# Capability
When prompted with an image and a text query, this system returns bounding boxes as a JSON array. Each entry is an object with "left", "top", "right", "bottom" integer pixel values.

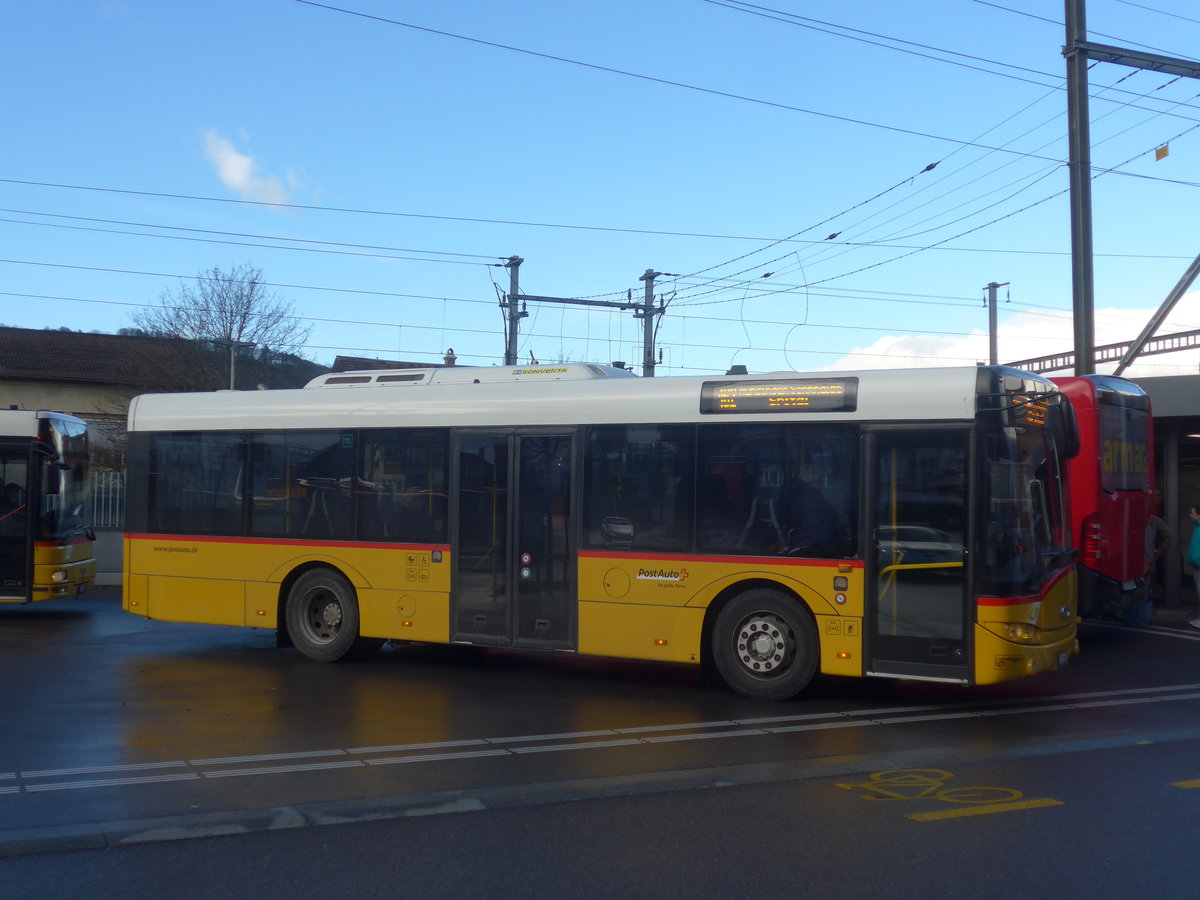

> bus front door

[
  {"left": 865, "top": 429, "right": 971, "bottom": 683},
  {"left": 0, "top": 450, "right": 31, "bottom": 602},
  {"left": 453, "top": 431, "right": 575, "bottom": 649}
]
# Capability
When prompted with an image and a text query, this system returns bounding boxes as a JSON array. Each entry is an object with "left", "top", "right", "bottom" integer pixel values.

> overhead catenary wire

[
  {"left": 5, "top": 5, "right": 1196, "bottom": 375},
  {"left": 706, "top": 0, "right": 1200, "bottom": 119},
  {"left": 666, "top": 63, "right": 1200, "bottom": 308},
  {"left": 292, "top": 0, "right": 1199, "bottom": 166},
  {"left": 2, "top": 175, "right": 1194, "bottom": 258}
]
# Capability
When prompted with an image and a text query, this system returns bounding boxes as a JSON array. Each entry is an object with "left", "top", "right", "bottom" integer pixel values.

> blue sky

[{"left": 4, "top": 0, "right": 1200, "bottom": 377}]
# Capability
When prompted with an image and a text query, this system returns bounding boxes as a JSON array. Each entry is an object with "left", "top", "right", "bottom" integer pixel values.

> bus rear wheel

[
  {"left": 712, "top": 588, "right": 817, "bottom": 700},
  {"left": 285, "top": 569, "right": 383, "bottom": 663}
]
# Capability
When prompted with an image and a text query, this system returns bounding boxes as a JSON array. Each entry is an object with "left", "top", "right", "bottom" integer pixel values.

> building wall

[
  {"left": 1, "top": 380, "right": 130, "bottom": 422},
  {"left": 1134, "top": 375, "right": 1200, "bottom": 610}
]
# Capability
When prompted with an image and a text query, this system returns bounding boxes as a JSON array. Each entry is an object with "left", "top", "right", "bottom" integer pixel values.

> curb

[{"left": 5, "top": 727, "right": 1200, "bottom": 858}]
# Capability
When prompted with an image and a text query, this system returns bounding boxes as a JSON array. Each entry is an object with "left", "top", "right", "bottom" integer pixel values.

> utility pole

[
  {"left": 502, "top": 262, "right": 668, "bottom": 376},
  {"left": 984, "top": 282, "right": 1009, "bottom": 366},
  {"left": 216, "top": 338, "right": 252, "bottom": 390},
  {"left": 502, "top": 256, "right": 526, "bottom": 366},
  {"left": 637, "top": 269, "right": 663, "bottom": 377},
  {"left": 1064, "top": 0, "right": 1094, "bottom": 375},
  {"left": 1063, "top": 0, "right": 1200, "bottom": 374}
]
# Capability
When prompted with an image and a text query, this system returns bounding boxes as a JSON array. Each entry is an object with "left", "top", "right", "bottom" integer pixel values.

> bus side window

[
  {"left": 584, "top": 426, "right": 692, "bottom": 552},
  {"left": 149, "top": 433, "right": 244, "bottom": 535},
  {"left": 698, "top": 424, "right": 858, "bottom": 557},
  {"left": 357, "top": 430, "right": 448, "bottom": 544}
]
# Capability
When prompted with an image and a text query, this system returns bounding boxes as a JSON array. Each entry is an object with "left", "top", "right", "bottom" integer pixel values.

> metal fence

[{"left": 92, "top": 470, "right": 125, "bottom": 528}]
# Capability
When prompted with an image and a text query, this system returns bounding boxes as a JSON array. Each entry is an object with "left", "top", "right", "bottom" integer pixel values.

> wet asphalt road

[{"left": 1, "top": 589, "right": 1198, "bottom": 896}]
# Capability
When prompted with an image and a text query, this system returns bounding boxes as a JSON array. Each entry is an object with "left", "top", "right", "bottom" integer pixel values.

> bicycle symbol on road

[{"left": 836, "top": 768, "right": 1027, "bottom": 808}]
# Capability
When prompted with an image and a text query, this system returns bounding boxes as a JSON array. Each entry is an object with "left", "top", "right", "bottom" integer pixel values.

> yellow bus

[
  {"left": 123, "top": 364, "right": 1079, "bottom": 700},
  {"left": 0, "top": 409, "right": 96, "bottom": 602}
]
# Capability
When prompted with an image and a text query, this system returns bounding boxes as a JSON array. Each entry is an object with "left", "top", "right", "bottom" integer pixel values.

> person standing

[
  {"left": 1189, "top": 506, "right": 1200, "bottom": 629},
  {"left": 1128, "top": 509, "right": 1173, "bottom": 626}
]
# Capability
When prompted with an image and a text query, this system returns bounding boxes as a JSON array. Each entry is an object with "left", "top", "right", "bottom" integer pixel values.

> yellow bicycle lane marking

[
  {"left": 906, "top": 797, "right": 1064, "bottom": 821},
  {"left": 1172, "top": 779, "right": 1200, "bottom": 788},
  {"left": 837, "top": 768, "right": 1063, "bottom": 821}
]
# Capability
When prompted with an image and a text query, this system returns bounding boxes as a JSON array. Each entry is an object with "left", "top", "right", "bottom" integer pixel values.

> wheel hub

[
  {"left": 320, "top": 601, "right": 343, "bottom": 629},
  {"left": 736, "top": 613, "right": 791, "bottom": 673}
]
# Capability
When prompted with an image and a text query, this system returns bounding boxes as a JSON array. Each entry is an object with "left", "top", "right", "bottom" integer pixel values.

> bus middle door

[
  {"left": 0, "top": 445, "right": 32, "bottom": 602},
  {"left": 452, "top": 431, "right": 576, "bottom": 649}
]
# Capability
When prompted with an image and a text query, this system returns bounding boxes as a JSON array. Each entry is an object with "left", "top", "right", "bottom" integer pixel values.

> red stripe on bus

[
  {"left": 578, "top": 549, "right": 863, "bottom": 569},
  {"left": 34, "top": 534, "right": 95, "bottom": 549},
  {"left": 124, "top": 533, "right": 451, "bottom": 552},
  {"left": 978, "top": 566, "right": 1074, "bottom": 606}
]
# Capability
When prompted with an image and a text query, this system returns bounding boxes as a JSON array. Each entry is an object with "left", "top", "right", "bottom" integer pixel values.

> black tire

[
  {"left": 285, "top": 569, "right": 383, "bottom": 663},
  {"left": 712, "top": 588, "right": 817, "bottom": 700}
]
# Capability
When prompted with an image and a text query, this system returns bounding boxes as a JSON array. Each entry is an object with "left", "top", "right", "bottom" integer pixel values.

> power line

[
  {"left": 973, "top": 0, "right": 1200, "bottom": 60},
  {"left": 1114, "top": 0, "right": 1200, "bottom": 27},
  {"left": 673, "top": 67, "right": 1200, "bottom": 303},
  {"left": 0, "top": 208, "right": 499, "bottom": 260},
  {"left": 292, "top": 0, "right": 1086, "bottom": 163},
  {"left": 706, "top": 0, "right": 1200, "bottom": 118},
  {"left": 4, "top": 176, "right": 1194, "bottom": 258},
  {"left": 0, "top": 259, "right": 496, "bottom": 308},
  {"left": 670, "top": 108, "right": 1200, "bottom": 310},
  {"left": 0, "top": 213, "right": 500, "bottom": 267}
]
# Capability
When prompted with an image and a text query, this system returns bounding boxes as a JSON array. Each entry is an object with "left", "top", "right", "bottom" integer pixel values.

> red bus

[{"left": 1051, "top": 375, "right": 1155, "bottom": 619}]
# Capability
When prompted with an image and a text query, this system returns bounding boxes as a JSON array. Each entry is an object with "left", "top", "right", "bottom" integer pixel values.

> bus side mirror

[
  {"left": 43, "top": 461, "right": 70, "bottom": 495},
  {"left": 1050, "top": 401, "right": 1081, "bottom": 461}
]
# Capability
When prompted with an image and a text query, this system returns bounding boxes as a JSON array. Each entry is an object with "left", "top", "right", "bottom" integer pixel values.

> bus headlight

[
  {"left": 51, "top": 570, "right": 68, "bottom": 583},
  {"left": 1002, "top": 623, "right": 1041, "bottom": 643}
]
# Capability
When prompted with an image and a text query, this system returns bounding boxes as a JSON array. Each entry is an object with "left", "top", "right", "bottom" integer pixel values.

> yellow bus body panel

[
  {"left": 125, "top": 536, "right": 453, "bottom": 639},
  {"left": 578, "top": 600, "right": 706, "bottom": 664},
  {"left": 974, "top": 566, "right": 1078, "bottom": 685},
  {"left": 123, "top": 535, "right": 1078, "bottom": 686},
  {"left": 577, "top": 552, "right": 865, "bottom": 673},
  {"left": 24, "top": 541, "right": 96, "bottom": 603}
]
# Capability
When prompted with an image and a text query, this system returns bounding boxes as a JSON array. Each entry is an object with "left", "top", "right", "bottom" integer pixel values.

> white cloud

[
  {"left": 822, "top": 292, "right": 1200, "bottom": 378},
  {"left": 202, "top": 131, "right": 292, "bottom": 205}
]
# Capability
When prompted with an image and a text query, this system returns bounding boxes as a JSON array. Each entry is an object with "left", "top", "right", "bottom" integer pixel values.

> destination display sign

[
  {"left": 699, "top": 378, "right": 859, "bottom": 414},
  {"left": 1008, "top": 394, "right": 1048, "bottom": 428}
]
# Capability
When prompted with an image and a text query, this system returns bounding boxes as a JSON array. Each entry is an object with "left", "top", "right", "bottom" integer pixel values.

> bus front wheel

[
  {"left": 285, "top": 569, "right": 383, "bottom": 663},
  {"left": 712, "top": 589, "right": 817, "bottom": 700}
]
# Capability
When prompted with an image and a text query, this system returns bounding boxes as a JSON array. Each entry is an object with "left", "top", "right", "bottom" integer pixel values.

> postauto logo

[{"left": 636, "top": 567, "right": 690, "bottom": 583}]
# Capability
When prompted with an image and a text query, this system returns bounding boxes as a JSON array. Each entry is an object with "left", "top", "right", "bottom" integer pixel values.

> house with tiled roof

[
  {"left": 0, "top": 326, "right": 334, "bottom": 464},
  {"left": 0, "top": 327, "right": 221, "bottom": 457},
  {"left": 0, "top": 328, "right": 453, "bottom": 462}
]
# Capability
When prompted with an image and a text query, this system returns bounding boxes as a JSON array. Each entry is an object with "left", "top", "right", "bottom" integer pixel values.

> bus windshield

[
  {"left": 40, "top": 416, "right": 90, "bottom": 542},
  {"left": 980, "top": 404, "right": 1070, "bottom": 596},
  {"left": 1099, "top": 401, "right": 1151, "bottom": 493}
]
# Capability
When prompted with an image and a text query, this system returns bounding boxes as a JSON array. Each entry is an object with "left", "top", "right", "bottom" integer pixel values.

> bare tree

[{"left": 132, "top": 263, "right": 313, "bottom": 389}]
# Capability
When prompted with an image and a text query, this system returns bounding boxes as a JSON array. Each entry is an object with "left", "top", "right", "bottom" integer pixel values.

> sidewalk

[{"left": 1152, "top": 605, "right": 1197, "bottom": 626}]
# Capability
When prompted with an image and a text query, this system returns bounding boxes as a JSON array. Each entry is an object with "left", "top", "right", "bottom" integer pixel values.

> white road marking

[{"left": 7, "top": 683, "right": 1200, "bottom": 796}]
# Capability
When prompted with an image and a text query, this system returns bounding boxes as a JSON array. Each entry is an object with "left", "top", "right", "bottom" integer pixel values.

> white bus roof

[
  {"left": 126, "top": 365, "right": 1051, "bottom": 433},
  {"left": 305, "top": 363, "right": 637, "bottom": 389},
  {"left": 125, "top": 365, "right": 1045, "bottom": 432},
  {"left": 0, "top": 409, "right": 87, "bottom": 438}
]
